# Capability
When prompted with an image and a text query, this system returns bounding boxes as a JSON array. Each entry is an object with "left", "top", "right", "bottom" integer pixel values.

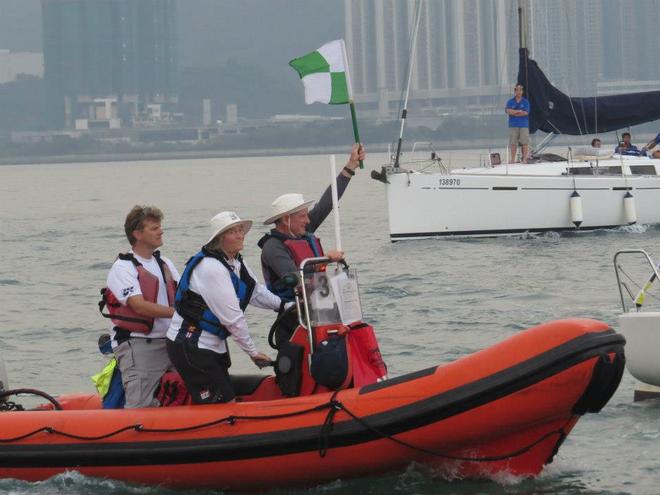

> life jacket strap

[{"left": 98, "top": 288, "right": 152, "bottom": 325}]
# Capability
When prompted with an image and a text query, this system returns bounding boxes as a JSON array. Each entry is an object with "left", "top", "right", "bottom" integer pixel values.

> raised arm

[{"left": 308, "top": 144, "right": 365, "bottom": 232}]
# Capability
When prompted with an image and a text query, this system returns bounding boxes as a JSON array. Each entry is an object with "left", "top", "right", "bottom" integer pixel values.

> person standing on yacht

[{"left": 505, "top": 84, "right": 530, "bottom": 164}]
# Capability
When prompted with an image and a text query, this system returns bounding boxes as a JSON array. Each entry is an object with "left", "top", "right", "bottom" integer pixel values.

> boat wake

[
  {"left": 0, "top": 470, "right": 176, "bottom": 495},
  {"left": 607, "top": 223, "right": 649, "bottom": 234},
  {"left": 515, "top": 224, "right": 650, "bottom": 241},
  {"left": 516, "top": 231, "right": 562, "bottom": 241}
]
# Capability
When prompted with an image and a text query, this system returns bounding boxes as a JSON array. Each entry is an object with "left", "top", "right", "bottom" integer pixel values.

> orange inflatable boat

[
  {"left": 0, "top": 262, "right": 625, "bottom": 490},
  {"left": 0, "top": 318, "right": 624, "bottom": 490}
]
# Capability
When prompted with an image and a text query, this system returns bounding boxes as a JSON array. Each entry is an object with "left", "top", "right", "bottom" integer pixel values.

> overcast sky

[{"left": 0, "top": 0, "right": 345, "bottom": 70}]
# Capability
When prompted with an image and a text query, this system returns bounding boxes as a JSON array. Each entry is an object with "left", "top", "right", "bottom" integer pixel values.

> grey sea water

[{"left": 0, "top": 152, "right": 659, "bottom": 495}]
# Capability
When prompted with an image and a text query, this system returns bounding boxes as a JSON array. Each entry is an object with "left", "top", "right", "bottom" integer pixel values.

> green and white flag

[{"left": 289, "top": 39, "right": 352, "bottom": 105}]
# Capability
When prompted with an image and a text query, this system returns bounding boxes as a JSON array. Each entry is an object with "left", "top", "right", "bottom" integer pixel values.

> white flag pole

[{"left": 330, "top": 154, "right": 342, "bottom": 252}]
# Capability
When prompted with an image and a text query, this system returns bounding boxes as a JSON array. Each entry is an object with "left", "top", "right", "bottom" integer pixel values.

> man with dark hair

[
  {"left": 505, "top": 84, "right": 530, "bottom": 163},
  {"left": 615, "top": 132, "right": 640, "bottom": 156},
  {"left": 104, "top": 205, "right": 180, "bottom": 408}
]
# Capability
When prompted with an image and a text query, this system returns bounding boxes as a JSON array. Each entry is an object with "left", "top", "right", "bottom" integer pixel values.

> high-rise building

[
  {"left": 528, "top": 0, "right": 603, "bottom": 96},
  {"left": 41, "top": 0, "right": 177, "bottom": 128},
  {"left": 345, "top": 0, "right": 518, "bottom": 118},
  {"left": 602, "top": 0, "right": 660, "bottom": 87},
  {"left": 344, "top": 0, "right": 660, "bottom": 119}
]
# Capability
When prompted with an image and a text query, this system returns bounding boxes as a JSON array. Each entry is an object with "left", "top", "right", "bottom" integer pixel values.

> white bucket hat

[
  {"left": 263, "top": 193, "right": 315, "bottom": 225},
  {"left": 206, "top": 211, "right": 252, "bottom": 244}
]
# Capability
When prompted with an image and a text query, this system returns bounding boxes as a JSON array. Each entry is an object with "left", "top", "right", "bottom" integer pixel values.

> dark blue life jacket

[{"left": 174, "top": 247, "right": 256, "bottom": 340}]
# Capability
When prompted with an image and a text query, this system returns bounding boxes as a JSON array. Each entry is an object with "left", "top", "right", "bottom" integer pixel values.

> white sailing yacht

[{"left": 372, "top": 1, "right": 660, "bottom": 241}]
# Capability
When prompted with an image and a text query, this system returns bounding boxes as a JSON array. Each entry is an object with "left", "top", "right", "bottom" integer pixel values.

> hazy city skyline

[
  {"left": 2, "top": 0, "right": 660, "bottom": 135},
  {"left": 4, "top": 2, "right": 660, "bottom": 102}
]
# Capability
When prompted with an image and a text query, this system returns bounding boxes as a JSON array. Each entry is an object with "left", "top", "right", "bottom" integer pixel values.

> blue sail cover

[{"left": 518, "top": 48, "right": 660, "bottom": 135}]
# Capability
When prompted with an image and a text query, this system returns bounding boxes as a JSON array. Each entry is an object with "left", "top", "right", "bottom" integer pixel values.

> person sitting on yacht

[
  {"left": 591, "top": 138, "right": 601, "bottom": 148},
  {"left": 641, "top": 132, "right": 660, "bottom": 159},
  {"left": 615, "top": 132, "right": 641, "bottom": 156}
]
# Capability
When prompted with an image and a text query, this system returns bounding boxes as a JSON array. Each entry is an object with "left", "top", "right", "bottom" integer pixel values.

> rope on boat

[
  {"left": 0, "top": 398, "right": 336, "bottom": 443},
  {"left": 318, "top": 391, "right": 341, "bottom": 457},
  {"left": 0, "top": 391, "right": 570, "bottom": 463},
  {"left": 323, "top": 398, "right": 571, "bottom": 463},
  {"left": 0, "top": 388, "right": 62, "bottom": 411}
]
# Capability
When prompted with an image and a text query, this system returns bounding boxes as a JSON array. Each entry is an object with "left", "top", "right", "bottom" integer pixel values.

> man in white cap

[
  {"left": 103, "top": 205, "right": 180, "bottom": 408},
  {"left": 258, "top": 144, "right": 366, "bottom": 301},
  {"left": 167, "top": 211, "right": 280, "bottom": 404}
]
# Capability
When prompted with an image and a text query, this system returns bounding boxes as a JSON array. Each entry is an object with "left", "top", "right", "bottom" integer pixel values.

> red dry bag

[{"left": 346, "top": 323, "right": 388, "bottom": 387}]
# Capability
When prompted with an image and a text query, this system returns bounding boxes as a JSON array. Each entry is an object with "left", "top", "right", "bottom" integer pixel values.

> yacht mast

[
  {"left": 393, "top": 0, "right": 423, "bottom": 169},
  {"left": 518, "top": 0, "right": 528, "bottom": 51}
]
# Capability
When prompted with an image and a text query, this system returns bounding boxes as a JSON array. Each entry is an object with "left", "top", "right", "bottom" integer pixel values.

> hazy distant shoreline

[
  {"left": 0, "top": 145, "right": 373, "bottom": 166},
  {"left": 0, "top": 142, "right": 426, "bottom": 166},
  {"left": 1, "top": 133, "right": 655, "bottom": 166}
]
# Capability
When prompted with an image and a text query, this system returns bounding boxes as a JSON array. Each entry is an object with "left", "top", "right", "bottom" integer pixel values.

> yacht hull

[
  {"left": 618, "top": 312, "right": 660, "bottom": 391},
  {"left": 386, "top": 168, "right": 660, "bottom": 240}
]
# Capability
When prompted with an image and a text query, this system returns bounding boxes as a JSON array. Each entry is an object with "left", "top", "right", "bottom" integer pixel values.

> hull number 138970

[{"left": 439, "top": 178, "right": 461, "bottom": 186}]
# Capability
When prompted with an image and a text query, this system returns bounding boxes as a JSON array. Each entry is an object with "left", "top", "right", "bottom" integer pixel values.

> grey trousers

[{"left": 113, "top": 338, "right": 172, "bottom": 408}]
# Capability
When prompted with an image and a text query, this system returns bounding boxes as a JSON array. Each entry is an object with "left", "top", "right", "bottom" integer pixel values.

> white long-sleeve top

[{"left": 166, "top": 255, "right": 281, "bottom": 356}]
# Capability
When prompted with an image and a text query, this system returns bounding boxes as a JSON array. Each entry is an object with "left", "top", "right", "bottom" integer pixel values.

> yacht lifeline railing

[{"left": 613, "top": 249, "right": 660, "bottom": 313}]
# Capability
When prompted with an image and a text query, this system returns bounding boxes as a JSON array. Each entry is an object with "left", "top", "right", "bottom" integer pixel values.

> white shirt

[
  {"left": 166, "top": 256, "right": 281, "bottom": 356},
  {"left": 106, "top": 251, "right": 180, "bottom": 342}
]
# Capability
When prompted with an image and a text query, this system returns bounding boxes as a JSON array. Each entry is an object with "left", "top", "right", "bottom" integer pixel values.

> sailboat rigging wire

[
  {"left": 568, "top": 147, "right": 578, "bottom": 190},
  {"left": 492, "top": 1, "right": 518, "bottom": 161},
  {"left": 560, "top": 7, "right": 584, "bottom": 138},
  {"left": 566, "top": 92, "right": 584, "bottom": 136},
  {"left": 393, "top": 0, "right": 423, "bottom": 169},
  {"left": 594, "top": 93, "right": 598, "bottom": 136},
  {"left": 517, "top": 0, "right": 533, "bottom": 159},
  {"left": 518, "top": 1, "right": 530, "bottom": 93},
  {"left": 579, "top": 99, "right": 589, "bottom": 138}
]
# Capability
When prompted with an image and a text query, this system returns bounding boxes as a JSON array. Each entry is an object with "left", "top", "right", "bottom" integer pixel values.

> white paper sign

[{"left": 329, "top": 271, "right": 363, "bottom": 325}]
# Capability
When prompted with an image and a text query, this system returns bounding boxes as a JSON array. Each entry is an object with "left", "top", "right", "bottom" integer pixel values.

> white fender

[
  {"left": 569, "top": 190, "right": 583, "bottom": 228},
  {"left": 624, "top": 191, "right": 637, "bottom": 224}
]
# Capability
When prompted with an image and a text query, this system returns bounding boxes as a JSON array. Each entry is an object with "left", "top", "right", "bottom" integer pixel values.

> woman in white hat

[
  {"left": 166, "top": 211, "right": 282, "bottom": 404},
  {"left": 258, "top": 144, "right": 366, "bottom": 301}
]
